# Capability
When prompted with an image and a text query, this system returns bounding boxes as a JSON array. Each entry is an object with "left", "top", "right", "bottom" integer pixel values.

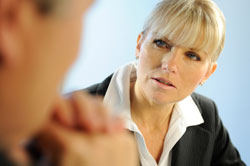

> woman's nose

[{"left": 161, "top": 48, "right": 179, "bottom": 74}]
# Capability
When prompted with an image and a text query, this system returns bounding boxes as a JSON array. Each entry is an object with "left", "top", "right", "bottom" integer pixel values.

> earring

[{"left": 199, "top": 81, "right": 205, "bottom": 86}]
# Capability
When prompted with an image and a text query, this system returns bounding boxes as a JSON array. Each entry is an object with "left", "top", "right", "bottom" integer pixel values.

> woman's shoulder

[
  {"left": 191, "top": 92, "right": 221, "bottom": 132},
  {"left": 191, "top": 92, "right": 218, "bottom": 114},
  {"left": 191, "top": 92, "right": 217, "bottom": 110},
  {"left": 83, "top": 74, "right": 113, "bottom": 96}
]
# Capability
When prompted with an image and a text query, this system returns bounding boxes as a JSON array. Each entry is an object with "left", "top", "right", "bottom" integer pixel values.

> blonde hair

[{"left": 142, "top": 0, "right": 225, "bottom": 61}]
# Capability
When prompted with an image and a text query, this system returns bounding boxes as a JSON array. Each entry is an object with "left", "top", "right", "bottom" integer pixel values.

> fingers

[
  {"left": 36, "top": 121, "right": 89, "bottom": 166},
  {"left": 65, "top": 91, "right": 125, "bottom": 133},
  {"left": 70, "top": 92, "right": 109, "bottom": 132},
  {"left": 38, "top": 92, "right": 138, "bottom": 166},
  {"left": 37, "top": 121, "right": 138, "bottom": 166},
  {"left": 52, "top": 96, "right": 75, "bottom": 128},
  {"left": 85, "top": 131, "right": 139, "bottom": 166},
  {"left": 108, "top": 116, "right": 125, "bottom": 132},
  {"left": 51, "top": 91, "right": 125, "bottom": 135}
]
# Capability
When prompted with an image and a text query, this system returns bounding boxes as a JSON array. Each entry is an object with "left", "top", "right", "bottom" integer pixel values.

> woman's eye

[
  {"left": 185, "top": 52, "right": 201, "bottom": 61},
  {"left": 153, "top": 39, "right": 171, "bottom": 49}
]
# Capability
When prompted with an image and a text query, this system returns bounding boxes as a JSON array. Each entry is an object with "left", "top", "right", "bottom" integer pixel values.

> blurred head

[
  {"left": 0, "top": 0, "right": 93, "bottom": 148},
  {"left": 134, "top": 0, "right": 225, "bottom": 105}
]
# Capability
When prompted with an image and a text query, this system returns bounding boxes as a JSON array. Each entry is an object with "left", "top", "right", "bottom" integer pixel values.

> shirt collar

[
  {"left": 174, "top": 96, "right": 204, "bottom": 127},
  {"left": 103, "top": 61, "right": 136, "bottom": 119}
]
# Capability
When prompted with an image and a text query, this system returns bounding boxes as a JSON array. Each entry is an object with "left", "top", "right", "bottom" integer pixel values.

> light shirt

[{"left": 103, "top": 61, "right": 204, "bottom": 166}]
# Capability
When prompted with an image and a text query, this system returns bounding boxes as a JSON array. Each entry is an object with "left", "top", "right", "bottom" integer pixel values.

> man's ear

[
  {"left": 135, "top": 33, "right": 143, "bottom": 59},
  {"left": 0, "top": 23, "right": 20, "bottom": 68},
  {"left": 0, "top": 0, "right": 30, "bottom": 68}
]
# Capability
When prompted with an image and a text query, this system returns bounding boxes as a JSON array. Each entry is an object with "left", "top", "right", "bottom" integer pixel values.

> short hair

[
  {"left": 33, "top": 0, "right": 57, "bottom": 14},
  {"left": 142, "top": 0, "right": 225, "bottom": 61}
]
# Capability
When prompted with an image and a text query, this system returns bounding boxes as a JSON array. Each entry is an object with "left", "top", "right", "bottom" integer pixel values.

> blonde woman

[{"left": 84, "top": 0, "right": 246, "bottom": 165}]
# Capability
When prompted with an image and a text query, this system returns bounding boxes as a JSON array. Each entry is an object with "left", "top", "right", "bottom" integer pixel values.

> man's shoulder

[{"left": 0, "top": 150, "right": 16, "bottom": 166}]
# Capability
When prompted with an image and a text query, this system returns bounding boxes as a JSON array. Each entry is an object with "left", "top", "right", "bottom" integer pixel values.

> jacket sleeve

[
  {"left": 82, "top": 74, "right": 113, "bottom": 97},
  {"left": 191, "top": 93, "right": 245, "bottom": 166},
  {"left": 211, "top": 101, "right": 246, "bottom": 166},
  {"left": 83, "top": 83, "right": 100, "bottom": 95}
]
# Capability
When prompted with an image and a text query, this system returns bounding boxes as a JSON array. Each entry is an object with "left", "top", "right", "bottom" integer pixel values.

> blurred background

[{"left": 63, "top": 0, "right": 250, "bottom": 164}]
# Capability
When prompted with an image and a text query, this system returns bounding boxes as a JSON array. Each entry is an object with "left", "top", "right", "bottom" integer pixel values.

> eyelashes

[
  {"left": 153, "top": 39, "right": 172, "bottom": 50},
  {"left": 153, "top": 39, "right": 201, "bottom": 61},
  {"left": 185, "top": 51, "right": 201, "bottom": 61}
]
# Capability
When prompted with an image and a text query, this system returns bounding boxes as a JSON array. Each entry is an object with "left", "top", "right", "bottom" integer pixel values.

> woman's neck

[{"left": 130, "top": 82, "right": 174, "bottom": 130}]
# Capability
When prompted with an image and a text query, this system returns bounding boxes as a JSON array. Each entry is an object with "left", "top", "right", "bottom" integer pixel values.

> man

[{"left": 0, "top": 0, "right": 137, "bottom": 165}]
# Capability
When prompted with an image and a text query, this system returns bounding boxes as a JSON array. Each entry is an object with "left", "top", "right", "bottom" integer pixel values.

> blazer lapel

[{"left": 171, "top": 126, "right": 212, "bottom": 166}]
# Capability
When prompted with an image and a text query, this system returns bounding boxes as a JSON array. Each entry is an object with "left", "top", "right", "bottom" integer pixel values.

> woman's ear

[
  {"left": 201, "top": 62, "right": 217, "bottom": 84},
  {"left": 135, "top": 33, "right": 143, "bottom": 59},
  {"left": 207, "top": 62, "right": 217, "bottom": 78}
]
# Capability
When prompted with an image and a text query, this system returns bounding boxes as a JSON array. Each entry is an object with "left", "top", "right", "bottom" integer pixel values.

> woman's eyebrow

[
  {"left": 189, "top": 48, "right": 205, "bottom": 54},
  {"left": 189, "top": 48, "right": 198, "bottom": 51},
  {"left": 188, "top": 48, "right": 209, "bottom": 57},
  {"left": 161, "top": 37, "right": 174, "bottom": 46}
]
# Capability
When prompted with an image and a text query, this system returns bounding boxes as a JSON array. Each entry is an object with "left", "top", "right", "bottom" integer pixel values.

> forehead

[
  {"left": 143, "top": 0, "right": 225, "bottom": 60},
  {"left": 144, "top": 31, "right": 210, "bottom": 59},
  {"left": 145, "top": 31, "right": 206, "bottom": 53},
  {"left": 151, "top": 20, "right": 214, "bottom": 56}
]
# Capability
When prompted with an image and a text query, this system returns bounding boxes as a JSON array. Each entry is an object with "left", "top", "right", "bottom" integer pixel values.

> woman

[
  {"left": 0, "top": 0, "right": 137, "bottom": 165},
  {"left": 85, "top": 0, "right": 246, "bottom": 165}
]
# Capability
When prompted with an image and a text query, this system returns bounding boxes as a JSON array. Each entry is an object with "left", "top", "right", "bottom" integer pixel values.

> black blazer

[{"left": 84, "top": 74, "right": 246, "bottom": 166}]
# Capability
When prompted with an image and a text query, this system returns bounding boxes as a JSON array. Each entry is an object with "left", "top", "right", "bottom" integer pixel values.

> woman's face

[
  {"left": 135, "top": 32, "right": 217, "bottom": 106},
  {"left": 0, "top": 0, "right": 94, "bottom": 146}
]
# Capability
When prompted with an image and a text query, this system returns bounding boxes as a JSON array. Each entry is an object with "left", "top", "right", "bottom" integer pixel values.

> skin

[
  {"left": 0, "top": 0, "right": 91, "bottom": 148},
  {"left": 0, "top": 0, "right": 138, "bottom": 165},
  {"left": 130, "top": 31, "right": 217, "bottom": 162},
  {"left": 38, "top": 92, "right": 138, "bottom": 166}
]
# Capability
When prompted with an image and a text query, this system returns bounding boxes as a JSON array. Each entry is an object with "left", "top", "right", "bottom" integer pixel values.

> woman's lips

[{"left": 151, "top": 77, "right": 176, "bottom": 88}]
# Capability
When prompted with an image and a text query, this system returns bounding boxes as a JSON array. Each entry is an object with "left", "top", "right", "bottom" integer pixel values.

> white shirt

[{"left": 103, "top": 61, "right": 204, "bottom": 166}]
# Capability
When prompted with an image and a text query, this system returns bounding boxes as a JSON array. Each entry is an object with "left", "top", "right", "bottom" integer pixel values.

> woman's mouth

[{"left": 151, "top": 77, "right": 176, "bottom": 88}]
